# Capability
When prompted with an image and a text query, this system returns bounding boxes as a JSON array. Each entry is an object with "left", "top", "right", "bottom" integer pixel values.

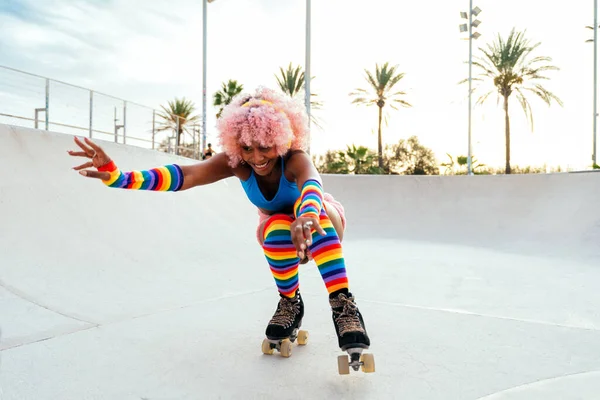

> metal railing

[{"left": 0, "top": 65, "right": 204, "bottom": 160}]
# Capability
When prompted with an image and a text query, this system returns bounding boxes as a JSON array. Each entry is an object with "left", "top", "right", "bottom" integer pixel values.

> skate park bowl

[{"left": 1, "top": 122, "right": 600, "bottom": 399}]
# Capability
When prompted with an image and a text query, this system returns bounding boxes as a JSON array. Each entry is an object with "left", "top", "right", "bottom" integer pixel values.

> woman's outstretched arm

[{"left": 68, "top": 137, "right": 233, "bottom": 191}]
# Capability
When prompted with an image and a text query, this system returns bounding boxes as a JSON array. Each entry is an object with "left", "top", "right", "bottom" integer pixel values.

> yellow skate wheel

[
  {"left": 261, "top": 339, "right": 274, "bottom": 355},
  {"left": 337, "top": 355, "right": 350, "bottom": 375},
  {"left": 361, "top": 353, "right": 375, "bottom": 373},
  {"left": 297, "top": 330, "right": 309, "bottom": 345},
  {"left": 280, "top": 339, "right": 293, "bottom": 358}
]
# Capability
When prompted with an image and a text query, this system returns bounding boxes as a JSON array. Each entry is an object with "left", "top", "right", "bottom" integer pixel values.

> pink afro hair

[{"left": 216, "top": 86, "right": 310, "bottom": 167}]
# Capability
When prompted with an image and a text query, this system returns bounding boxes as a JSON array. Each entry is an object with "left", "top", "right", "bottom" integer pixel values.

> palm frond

[
  {"left": 515, "top": 88, "right": 534, "bottom": 130},
  {"left": 391, "top": 99, "right": 413, "bottom": 107},
  {"left": 213, "top": 79, "right": 244, "bottom": 117},
  {"left": 351, "top": 97, "right": 376, "bottom": 105},
  {"left": 365, "top": 70, "right": 379, "bottom": 93},
  {"left": 349, "top": 88, "right": 369, "bottom": 96},
  {"left": 275, "top": 63, "right": 305, "bottom": 97},
  {"left": 524, "top": 84, "right": 564, "bottom": 107},
  {"left": 472, "top": 60, "right": 497, "bottom": 78},
  {"left": 476, "top": 90, "right": 494, "bottom": 105},
  {"left": 527, "top": 55, "right": 553, "bottom": 64}
]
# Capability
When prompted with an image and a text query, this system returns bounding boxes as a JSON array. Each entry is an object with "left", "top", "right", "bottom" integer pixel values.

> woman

[
  {"left": 68, "top": 87, "right": 370, "bottom": 354},
  {"left": 203, "top": 143, "right": 215, "bottom": 160}
]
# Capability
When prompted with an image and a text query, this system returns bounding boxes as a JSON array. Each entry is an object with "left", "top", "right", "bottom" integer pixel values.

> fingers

[
  {"left": 73, "top": 136, "right": 107, "bottom": 157},
  {"left": 302, "top": 219, "right": 326, "bottom": 246},
  {"left": 83, "top": 137, "right": 103, "bottom": 152},
  {"left": 313, "top": 219, "right": 327, "bottom": 236},
  {"left": 82, "top": 137, "right": 113, "bottom": 167},
  {"left": 69, "top": 137, "right": 112, "bottom": 169},
  {"left": 71, "top": 137, "right": 98, "bottom": 161},
  {"left": 302, "top": 222, "right": 313, "bottom": 246},
  {"left": 293, "top": 222, "right": 304, "bottom": 244},
  {"left": 292, "top": 223, "right": 307, "bottom": 258},
  {"left": 297, "top": 240, "right": 307, "bottom": 260},
  {"left": 67, "top": 150, "right": 89, "bottom": 157},
  {"left": 292, "top": 218, "right": 326, "bottom": 254},
  {"left": 73, "top": 161, "right": 94, "bottom": 171},
  {"left": 69, "top": 137, "right": 111, "bottom": 181},
  {"left": 78, "top": 169, "right": 110, "bottom": 180},
  {"left": 73, "top": 136, "right": 93, "bottom": 154}
]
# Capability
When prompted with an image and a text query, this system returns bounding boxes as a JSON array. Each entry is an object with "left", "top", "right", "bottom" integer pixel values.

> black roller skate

[
  {"left": 329, "top": 291, "right": 375, "bottom": 374},
  {"left": 261, "top": 290, "right": 308, "bottom": 358}
]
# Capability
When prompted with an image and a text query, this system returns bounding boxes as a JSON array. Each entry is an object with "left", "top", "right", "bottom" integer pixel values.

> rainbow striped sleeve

[
  {"left": 295, "top": 179, "right": 324, "bottom": 219},
  {"left": 98, "top": 161, "right": 184, "bottom": 191}
]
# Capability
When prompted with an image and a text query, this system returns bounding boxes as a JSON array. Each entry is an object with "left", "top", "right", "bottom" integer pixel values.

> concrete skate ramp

[{"left": 1, "top": 123, "right": 600, "bottom": 400}]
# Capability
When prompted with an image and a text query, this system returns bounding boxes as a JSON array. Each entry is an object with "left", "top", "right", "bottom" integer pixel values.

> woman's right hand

[
  {"left": 68, "top": 137, "right": 112, "bottom": 180},
  {"left": 290, "top": 216, "right": 326, "bottom": 260}
]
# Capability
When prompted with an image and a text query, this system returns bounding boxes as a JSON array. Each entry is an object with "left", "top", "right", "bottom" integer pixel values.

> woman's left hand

[{"left": 291, "top": 216, "right": 326, "bottom": 260}]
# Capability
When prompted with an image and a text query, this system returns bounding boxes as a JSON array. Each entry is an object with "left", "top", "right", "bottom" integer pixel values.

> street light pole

[
  {"left": 305, "top": 0, "right": 311, "bottom": 154},
  {"left": 202, "top": 0, "right": 215, "bottom": 157},
  {"left": 460, "top": 3, "right": 480, "bottom": 175},
  {"left": 468, "top": 0, "right": 473, "bottom": 175},
  {"left": 594, "top": 0, "right": 598, "bottom": 165}
]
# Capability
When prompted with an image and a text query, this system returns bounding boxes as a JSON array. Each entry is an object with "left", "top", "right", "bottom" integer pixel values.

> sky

[{"left": 0, "top": 0, "right": 598, "bottom": 169}]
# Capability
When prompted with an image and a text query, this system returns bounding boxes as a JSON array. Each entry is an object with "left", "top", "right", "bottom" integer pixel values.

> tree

[
  {"left": 315, "top": 138, "right": 437, "bottom": 176},
  {"left": 383, "top": 136, "right": 439, "bottom": 175},
  {"left": 349, "top": 62, "right": 412, "bottom": 169},
  {"left": 213, "top": 80, "right": 244, "bottom": 119},
  {"left": 314, "top": 145, "right": 381, "bottom": 175},
  {"left": 275, "top": 63, "right": 323, "bottom": 128},
  {"left": 441, "top": 153, "right": 485, "bottom": 175},
  {"left": 469, "top": 28, "right": 563, "bottom": 174},
  {"left": 344, "top": 145, "right": 382, "bottom": 174},
  {"left": 156, "top": 98, "right": 200, "bottom": 155},
  {"left": 314, "top": 150, "right": 349, "bottom": 174}
]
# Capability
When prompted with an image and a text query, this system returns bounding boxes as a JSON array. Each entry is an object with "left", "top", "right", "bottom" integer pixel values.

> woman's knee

[
  {"left": 258, "top": 213, "right": 294, "bottom": 245},
  {"left": 258, "top": 219, "right": 267, "bottom": 245},
  {"left": 324, "top": 202, "right": 344, "bottom": 242}
]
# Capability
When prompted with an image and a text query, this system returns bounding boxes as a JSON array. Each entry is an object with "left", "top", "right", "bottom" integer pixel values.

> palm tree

[
  {"left": 349, "top": 62, "right": 412, "bottom": 169},
  {"left": 275, "top": 63, "right": 323, "bottom": 128},
  {"left": 213, "top": 79, "right": 244, "bottom": 119},
  {"left": 156, "top": 98, "right": 200, "bottom": 155},
  {"left": 469, "top": 28, "right": 563, "bottom": 174}
]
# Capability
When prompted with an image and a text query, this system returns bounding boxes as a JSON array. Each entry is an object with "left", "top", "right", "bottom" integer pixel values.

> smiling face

[{"left": 240, "top": 142, "right": 280, "bottom": 176}]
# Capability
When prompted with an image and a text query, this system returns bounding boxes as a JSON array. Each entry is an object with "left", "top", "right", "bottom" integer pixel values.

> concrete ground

[{"left": 1, "top": 123, "right": 600, "bottom": 400}]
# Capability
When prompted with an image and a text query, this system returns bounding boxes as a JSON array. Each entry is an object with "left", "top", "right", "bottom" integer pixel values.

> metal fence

[{"left": 0, "top": 65, "right": 203, "bottom": 160}]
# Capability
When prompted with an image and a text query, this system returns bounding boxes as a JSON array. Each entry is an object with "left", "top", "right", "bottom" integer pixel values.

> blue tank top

[{"left": 239, "top": 157, "right": 301, "bottom": 212}]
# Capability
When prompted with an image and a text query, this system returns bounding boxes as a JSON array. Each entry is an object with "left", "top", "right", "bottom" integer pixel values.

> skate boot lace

[
  {"left": 333, "top": 295, "right": 365, "bottom": 336},
  {"left": 269, "top": 297, "right": 300, "bottom": 328}
]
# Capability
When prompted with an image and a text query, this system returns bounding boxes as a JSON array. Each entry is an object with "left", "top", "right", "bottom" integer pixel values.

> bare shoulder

[
  {"left": 286, "top": 149, "right": 321, "bottom": 184},
  {"left": 286, "top": 150, "right": 311, "bottom": 170},
  {"left": 287, "top": 149, "right": 312, "bottom": 164}
]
